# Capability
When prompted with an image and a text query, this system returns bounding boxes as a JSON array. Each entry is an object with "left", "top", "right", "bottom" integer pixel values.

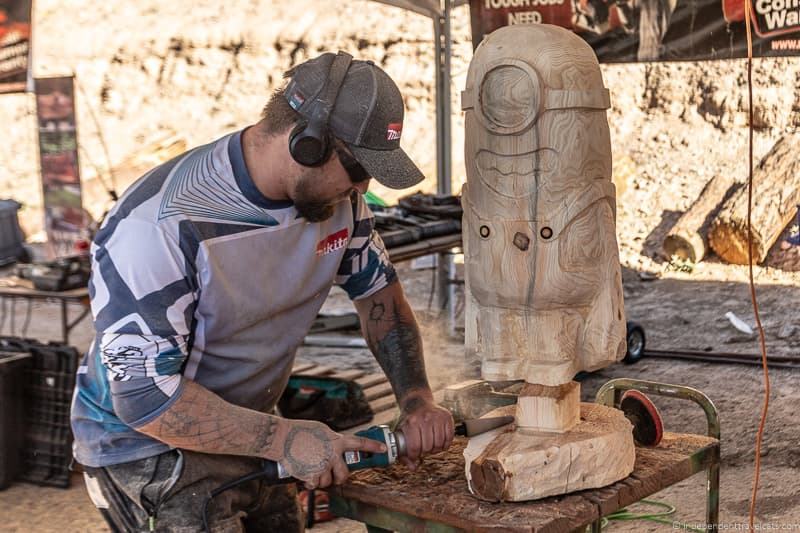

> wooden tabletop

[
  {"left": 0, "top": 276, "right": 89, "bottom": 299},
  {"left": 329, "top": 433, "right": 718, "bottom": 533}
]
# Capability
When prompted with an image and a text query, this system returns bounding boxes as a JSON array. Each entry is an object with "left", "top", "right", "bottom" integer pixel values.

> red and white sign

[
  {"left": 386, "top": 123, "right": 402, "bottom": 141},
  {"left": 316, "top": 228, "right": 349, "bottom": 256}
]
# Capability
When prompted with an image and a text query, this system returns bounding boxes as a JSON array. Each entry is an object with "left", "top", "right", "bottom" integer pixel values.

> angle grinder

[
  {"left": 274, "top": 415, "right": 515, "bottom": 478},
  {"left": 202, "top": 416, "right": 514, "bottom": 532}
]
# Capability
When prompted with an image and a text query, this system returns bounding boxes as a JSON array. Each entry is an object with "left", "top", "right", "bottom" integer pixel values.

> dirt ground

[
  {"left": 1, "top": 0, "right": 800, "bottom": 530},
  {"left": 1, "top": 259, "right": 799, "bottom": 531}
]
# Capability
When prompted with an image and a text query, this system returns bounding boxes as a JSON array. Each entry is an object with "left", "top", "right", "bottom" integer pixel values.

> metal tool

[
  {"left": 270, "top": 415, "right": 516, "bottom": 478},
  {"left": 202, "top": 415, "right": 515, "bottom": 532},
  {"left": 341, "top": 415, "right": 515, "bottom": 471},
  {"left": 619, "top": 389, "right": 663, "bottom": 447}
]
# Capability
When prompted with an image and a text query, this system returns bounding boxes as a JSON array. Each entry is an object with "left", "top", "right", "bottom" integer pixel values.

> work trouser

[{"left": 81, "top": 449, "right": 304, "bottom": 532}]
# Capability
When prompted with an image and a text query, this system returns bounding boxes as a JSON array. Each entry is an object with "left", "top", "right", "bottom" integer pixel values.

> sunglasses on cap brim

[{"left": 333, "top": 142, "right": 371, "bottom": 184}]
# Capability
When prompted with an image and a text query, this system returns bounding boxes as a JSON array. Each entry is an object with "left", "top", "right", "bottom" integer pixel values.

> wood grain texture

[
  {"left": 516, "top": 381, "right": 580, "bottom": 433},
  {"left": 462, "top": 24, "right": 625, "bottom": 386},
  {"left": 708, "top": 133, "right": 800, "bottom": 264},
  {"left": 464, "top": 404, "right": 634, "bottom": 502}
]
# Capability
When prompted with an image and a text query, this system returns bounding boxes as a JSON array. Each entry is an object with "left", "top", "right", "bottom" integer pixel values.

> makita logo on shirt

[
  {"left": 387, "top": 122, "right": 402, "bottom": 141},
  {"left": 316, "top": 228, "right": 349, "bottom": 256}
]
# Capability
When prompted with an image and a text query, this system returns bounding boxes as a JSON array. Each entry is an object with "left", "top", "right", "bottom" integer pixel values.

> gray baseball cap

[{"left": 284, "top": 52, "right": 425, "bottom": 189}]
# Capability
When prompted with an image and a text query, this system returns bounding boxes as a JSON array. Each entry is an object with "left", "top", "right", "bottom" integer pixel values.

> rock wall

[{"left": 2, "top": 0, "right": 800, "bottom": 260}]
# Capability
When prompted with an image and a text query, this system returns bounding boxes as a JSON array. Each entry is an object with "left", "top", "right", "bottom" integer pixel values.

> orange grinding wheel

[{"left": 620, "top": 389, "right": 664, "bottom": 447}]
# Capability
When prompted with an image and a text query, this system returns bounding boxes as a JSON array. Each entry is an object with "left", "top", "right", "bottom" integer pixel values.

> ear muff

[
  {"left": 289, "top": 121, "right": 332, "bottom": 167},
  {"left": 287, "top": 52, "right": 353, "bottom": 167}
]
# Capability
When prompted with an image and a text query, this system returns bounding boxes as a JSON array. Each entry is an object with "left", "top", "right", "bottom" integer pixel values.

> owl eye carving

[{"left": 479, "top": 65, "right": 539, "bottom": 133}]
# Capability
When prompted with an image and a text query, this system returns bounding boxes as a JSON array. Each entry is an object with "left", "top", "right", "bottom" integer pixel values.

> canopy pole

[{"left": 434, "top": 0, "right": 455, "bottom": 332}]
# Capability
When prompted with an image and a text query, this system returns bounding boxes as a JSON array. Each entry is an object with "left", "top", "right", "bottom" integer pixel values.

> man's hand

[
  {"left": 276, "top": 419, "right": 387, "bottom": 489},
  {"left": 397, "top": 395, "right": 454, "bottom": 471}
]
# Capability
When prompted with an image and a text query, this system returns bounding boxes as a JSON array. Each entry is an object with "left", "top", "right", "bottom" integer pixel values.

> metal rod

[
  {"left": 707, "top": 447, "right": 721, "bottom": 531},
  {"left": 433, "top": 1, "right": 454, "bottom": 323},
  {"left": 644, "top": 349, "right": 800, "bottom": 368}
]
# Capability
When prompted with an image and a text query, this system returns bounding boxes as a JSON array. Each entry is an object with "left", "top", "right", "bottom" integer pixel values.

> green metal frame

[
  {"left": 331, "top": 378, "right": 721, "bottom": 533},
  {"left": 329, "top": 498, "right": 461, "bottom": 533},
  {"left": 595, "top": 378, "right": 720, "bottom": 532}
]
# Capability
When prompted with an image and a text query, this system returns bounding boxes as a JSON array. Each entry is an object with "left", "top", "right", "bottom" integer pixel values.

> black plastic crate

[
  {"left": 0, "top": 337, "right": 78, "bottom": 488},
  {"left": 0, "top": 350, "right": 32, "bottom": 489}
]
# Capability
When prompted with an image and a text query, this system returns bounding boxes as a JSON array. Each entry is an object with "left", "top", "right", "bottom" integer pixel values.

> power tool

[
  {"left": 272, "top": 416, "right": 515, "bottom": 477},
  {"left": 201, "top": 416, "right": 514, "bottom": 531}
]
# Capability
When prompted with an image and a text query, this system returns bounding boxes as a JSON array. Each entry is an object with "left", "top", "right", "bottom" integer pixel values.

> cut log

[
  {"left": 465, "top": 404, "right": 635, "bottom": 502},
  {"left": 709, "top": 133, "right": 800, "bottom": 264},
  {"left": 663, "top": 175, "right": 740, "bottom": 262}
]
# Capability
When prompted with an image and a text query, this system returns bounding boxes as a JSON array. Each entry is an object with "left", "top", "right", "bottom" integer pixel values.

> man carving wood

[{"left": 70, "top": 52, "right": 453, "bottom": 531}]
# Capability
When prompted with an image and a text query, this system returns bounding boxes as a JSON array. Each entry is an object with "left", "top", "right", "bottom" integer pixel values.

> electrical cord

[
  {"left": 741, "top": 2, "right": 771, "bottom": 529},
  {"left": 201, "top": 461, "right": 292, "bottom": 533},
  {"left": 587, "top": 499, "right": 706, "bottom": 532}
]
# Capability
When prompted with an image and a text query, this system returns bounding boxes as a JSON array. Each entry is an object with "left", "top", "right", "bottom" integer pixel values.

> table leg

[
  {"left": 707, "top": 449, "right": 720, "bottom": 532},
  {"left": 61, "top": 299, "right": 68, "bottom": 343}
]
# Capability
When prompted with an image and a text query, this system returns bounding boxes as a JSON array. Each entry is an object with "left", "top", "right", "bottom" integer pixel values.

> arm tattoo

[
  {"left": 368, "top": 301, "right": 386, "bottom": 324},
  {"left": 138, "top": 380, "right": 279, "bottom": 458},
  {"left": 251, "top": 417, "right": 279, "bottom": 455},
  {"left": 365, "top": 299, "right": 429, "bottom": 408},
  {"left": 282, "top": 426, "right": 333, "bottom": 478}
]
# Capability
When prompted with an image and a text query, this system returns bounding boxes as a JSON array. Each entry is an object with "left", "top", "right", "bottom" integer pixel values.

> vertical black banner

[
  {"left": 470, "top": 0, "right": 800, "bottom": 61},
  {"left": 0, "top": 0, "right": 32, "bottom": 93},
  {"left": 35, "top": 76, "right": 85, "bottom": 256}
]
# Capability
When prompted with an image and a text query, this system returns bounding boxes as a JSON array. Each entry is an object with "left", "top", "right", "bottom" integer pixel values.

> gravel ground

[{"left": 2, "top": 260, "right": 796, "bottom": 531}]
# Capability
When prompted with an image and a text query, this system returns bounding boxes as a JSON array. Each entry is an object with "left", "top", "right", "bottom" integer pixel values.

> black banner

[
  {"left": 35, "top": 76, "right": 86, "bottom": 256},
  {"left": 470, "top": 0, "right": 800, "bottom": 62},
  {"left": 0, "top": 0, "right": 32, "bottom": 93}
]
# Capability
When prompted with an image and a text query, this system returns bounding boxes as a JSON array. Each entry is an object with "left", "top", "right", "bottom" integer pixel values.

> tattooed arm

[
  {"left": 135, "top": 380, "right": 385, "bottom": 488},
  {"left": 354, "top": 281, "right": 454, "bottom": 469}
]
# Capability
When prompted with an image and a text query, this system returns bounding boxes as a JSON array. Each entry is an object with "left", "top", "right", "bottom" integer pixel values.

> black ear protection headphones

[{"left": 288, "top": 52, "right": 353, "bottom": 167}]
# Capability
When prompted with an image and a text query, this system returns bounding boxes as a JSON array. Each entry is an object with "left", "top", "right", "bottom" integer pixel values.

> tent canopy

[{"left": 370, "top": 0, "right": 467, "bottom": 18}]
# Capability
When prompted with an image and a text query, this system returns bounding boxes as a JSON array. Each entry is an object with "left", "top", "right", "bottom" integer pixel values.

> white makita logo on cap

[{"left": 387, "top": 122, "right": 402, "bottom": 141}]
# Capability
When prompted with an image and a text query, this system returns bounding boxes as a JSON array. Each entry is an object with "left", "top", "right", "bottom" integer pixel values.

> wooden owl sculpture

[{"left": 461, "top": 24, "right": 635, "bottom": 502}]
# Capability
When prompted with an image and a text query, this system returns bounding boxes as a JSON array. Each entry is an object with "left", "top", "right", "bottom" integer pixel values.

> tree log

[
  {"left": 709, "top": 134, "right": 800, "bottom": 264},
  {"left": 465, "top": 404, "right": 635, "bottom": 502},
  {"left": 662, "top": 175, "right": 740, "bottom": 262}
]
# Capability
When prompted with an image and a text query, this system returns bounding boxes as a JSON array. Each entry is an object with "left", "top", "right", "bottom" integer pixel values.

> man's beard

[
  {"left": 295, "top": 200, "right": 336, "bottom": 222},
  {"left": 293, "top": 173, "right": 337, "bottom": 223}
]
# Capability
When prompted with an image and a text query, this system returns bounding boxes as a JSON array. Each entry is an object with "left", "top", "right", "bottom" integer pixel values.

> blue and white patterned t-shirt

[{"left": 70, "top": 129, "right": 396, "bottom": 467}]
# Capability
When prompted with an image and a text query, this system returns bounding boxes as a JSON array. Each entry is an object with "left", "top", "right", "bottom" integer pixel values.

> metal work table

[
  {"left": 0, "top": 277, "right": 90, "bottom": 343},
  {"left": 329, "top": 379, "right": 721, "bottom": 533}
]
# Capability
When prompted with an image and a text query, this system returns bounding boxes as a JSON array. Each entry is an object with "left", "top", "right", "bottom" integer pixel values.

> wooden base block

[
  {"left": 516, "top": 381, "right": 580, "bottom": 433},
  {"left": 464, "top": 403, "right": 635, "bottom": 502}
]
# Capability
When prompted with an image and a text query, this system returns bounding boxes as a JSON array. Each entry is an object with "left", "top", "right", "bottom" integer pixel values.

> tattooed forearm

[
  {"left": 356, "top": 283, "right": 431, "bottom": 410},
  {"left": 372, "top": 312, "right": 428, "bottom": 399},
  {"left": 282, "top": 426, "right": 335, "bottom": 478},
  {"left": 137, "top": 379, "right": 283, "bottom": 459}
]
